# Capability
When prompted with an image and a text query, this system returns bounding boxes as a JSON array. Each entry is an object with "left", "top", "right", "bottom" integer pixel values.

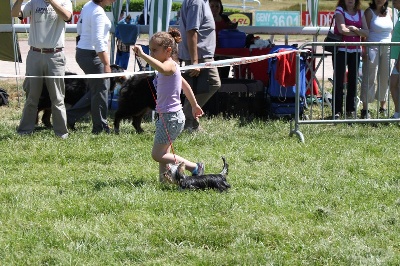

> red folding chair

[{"left": 248, "top": 47, "right": 272, "bottom": 86}]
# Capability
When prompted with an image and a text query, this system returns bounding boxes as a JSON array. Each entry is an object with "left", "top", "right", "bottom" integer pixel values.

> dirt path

[{"left": 1, "top": 38, "right": 332, "bottom": 81}]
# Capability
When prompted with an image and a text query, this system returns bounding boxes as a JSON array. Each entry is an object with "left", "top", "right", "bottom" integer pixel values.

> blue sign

[{"left": 255, "top": 11, "right": 300, "bottom": 26}]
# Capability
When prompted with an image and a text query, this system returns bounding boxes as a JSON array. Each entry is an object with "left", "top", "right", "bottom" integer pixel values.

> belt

[{"left": 31, "top": 47, "right": 63, "bottom": 54}]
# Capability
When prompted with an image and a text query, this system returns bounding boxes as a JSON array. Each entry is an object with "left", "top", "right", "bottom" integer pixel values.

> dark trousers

[
  {"left": 181, "top": 58, "right": 221, "bottom": 129},
  {"left": 68, "top": 48, "right": 110, "bottom": 133},
  {"left": 333, "top": 51, "right": 360, "bottom": 114}
]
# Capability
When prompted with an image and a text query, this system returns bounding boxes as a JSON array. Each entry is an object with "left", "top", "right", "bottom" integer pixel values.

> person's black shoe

[
  {"left": 67, "top": 122, "right": 76, "bottom": 131},
  {"left": 379, "top": 107, "right": 387, "bottom": 116},
  {"left": 360, "top": 109, "right": 371, "bottom": 119}
]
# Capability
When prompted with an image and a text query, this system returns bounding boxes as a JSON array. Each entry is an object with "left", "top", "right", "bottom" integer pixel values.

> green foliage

[
  {"left": 72, "top": 0, "right": 342, "bottom": 13},
  {"left": 74, "top": 1, "right": 182, "bottom": 12},
  {"left": 73, "top": 2, "right": 84, "bottom": 12},
  {"left": 172, "top": 2, "right": 182, "bottom": 11},
  {"left": 0, "top": 79, "right": 399, "bottom": 264}
]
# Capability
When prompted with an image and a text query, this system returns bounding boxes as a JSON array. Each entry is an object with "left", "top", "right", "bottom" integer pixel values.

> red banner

[
  {"left": 68, "top": 12, "right": 81, "bottom": 24},
  {"left": 302, "top": 11, "right": 334, "bottom": 27}
]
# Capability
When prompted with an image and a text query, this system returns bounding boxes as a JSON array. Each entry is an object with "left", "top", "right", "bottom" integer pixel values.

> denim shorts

[{"left": 154, "top": 109, "right": 185, "bottom": 144}]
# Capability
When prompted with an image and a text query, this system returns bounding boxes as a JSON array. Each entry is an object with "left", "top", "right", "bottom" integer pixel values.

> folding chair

[
  {"left": 248, "top": 47, "right": 271, "bottom": 86},
  {"left": 117, "top": 24, "right": 139, "bottom": 45},
  {"left": 134, "top": 45, "right": 150, "bottom": 71}
]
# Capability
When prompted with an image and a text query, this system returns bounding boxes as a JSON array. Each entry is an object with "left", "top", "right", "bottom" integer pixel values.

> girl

[{"left": 133, "top": 29, "right": 205, "bottom": 181}]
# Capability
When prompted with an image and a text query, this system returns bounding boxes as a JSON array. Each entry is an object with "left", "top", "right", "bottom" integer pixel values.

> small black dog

[
  {"left": 163, "top": 157, "right": 231, "bottom": 192},
  {"left": 37, "top": 64, "right": 126, "bottom": 128},
  {"left": 113, "top": 73, "right": 156, "bottom": 133}
]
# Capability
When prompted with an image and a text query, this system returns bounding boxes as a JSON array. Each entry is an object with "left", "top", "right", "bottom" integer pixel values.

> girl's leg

[
  {"left": 152, "top": 109, "right": 200, "bottom": 180},
  {"left": 151, "top": 143, "right": 197, "bottom": 177}
]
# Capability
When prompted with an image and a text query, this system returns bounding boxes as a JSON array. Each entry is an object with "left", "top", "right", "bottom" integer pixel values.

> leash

[{"left": 145, "top": 75, "right": 178, "bottom": 165}]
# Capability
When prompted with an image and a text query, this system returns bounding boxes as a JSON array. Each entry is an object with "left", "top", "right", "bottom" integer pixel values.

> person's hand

[
  {"left": 104, "top": 64, "right": 111, "bottom": 75},
  {"left": 188, "top": 68, "right": 201, "bottom": 77},
  {"left": 348, "top": 25, "right": 356, "bottom": 32},
  {"left": 192, "top": 105, "right": 204, "bottom": 119},
  {"left": 132, "top": 45, "right": 144, "bottom": 57},
  {"left": 348, "top": 25, "right": 360, "bottom": 35}
]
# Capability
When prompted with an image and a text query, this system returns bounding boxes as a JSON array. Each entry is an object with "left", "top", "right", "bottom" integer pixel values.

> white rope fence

[{"left": 0, "top": 49, "right": 302, "bottom": 79}]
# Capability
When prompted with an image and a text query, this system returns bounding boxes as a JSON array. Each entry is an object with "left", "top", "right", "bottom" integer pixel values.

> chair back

[{"left": 117, "top": 24, "right": 139, "bottom": 45}]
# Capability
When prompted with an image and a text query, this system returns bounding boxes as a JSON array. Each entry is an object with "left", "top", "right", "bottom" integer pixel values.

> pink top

[
  {"left": 334, "top": 7, "right": 363, "bottom": 52},
  {"left": 153, "top": 59, "right": 182, "bottom": 113}
]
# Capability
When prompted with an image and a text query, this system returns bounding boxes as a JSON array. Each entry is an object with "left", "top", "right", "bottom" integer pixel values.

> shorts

[{"left": 154, "top": 109, "right": 185, "bottom": 144}]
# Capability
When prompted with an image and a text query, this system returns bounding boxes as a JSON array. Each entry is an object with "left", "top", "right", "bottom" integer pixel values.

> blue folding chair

[
  {"left": 134, "top": 45, "right": 150, "bottom": 71},
  {"left": 117, "top": 24, "right": 139, "bottom": 45}
]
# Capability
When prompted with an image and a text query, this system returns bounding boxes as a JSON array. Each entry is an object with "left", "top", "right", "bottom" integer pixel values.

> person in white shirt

[
  {"left": 11, "top": 0, "right": 72, "bottom": 139},
  {"left": 360, "top": 0, "right": 393, "bottom": 119},
  {"left": 67, "top": 0, "right": 115, "bottom": 134}
]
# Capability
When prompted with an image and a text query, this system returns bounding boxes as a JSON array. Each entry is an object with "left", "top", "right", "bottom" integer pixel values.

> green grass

[{"left": 0, "top": 80, "right": 400, "bottom": 265}]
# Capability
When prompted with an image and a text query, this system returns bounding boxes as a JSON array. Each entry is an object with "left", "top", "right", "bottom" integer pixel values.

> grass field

[
  {"left": 2, "top": 1, "right": 398, "bottom": 263},
  {"left": 0, "top": 79, "right": 399, "bottom": 264}
]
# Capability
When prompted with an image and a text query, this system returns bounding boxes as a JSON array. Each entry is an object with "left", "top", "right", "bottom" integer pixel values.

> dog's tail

[{"left": 220, "top": 156, "right": 228, "bottom": 176}]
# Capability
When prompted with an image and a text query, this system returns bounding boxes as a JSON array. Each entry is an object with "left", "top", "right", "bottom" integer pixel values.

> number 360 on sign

[{"left": 255, "top": 11, "right": 300, "bottom": 27}]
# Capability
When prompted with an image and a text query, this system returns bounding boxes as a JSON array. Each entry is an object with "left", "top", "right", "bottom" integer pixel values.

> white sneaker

[
  {"left": 161, "top": 163, "right": 179, "bottom": 183},
  {"left": 391, "top": 112, "right": 400, "bottom": 119},
  {"left": 57, "top": 133, "right": 69, "bottom": 139}
]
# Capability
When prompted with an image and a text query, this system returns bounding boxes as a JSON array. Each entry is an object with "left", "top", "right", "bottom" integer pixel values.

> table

[{"left": 203, "top": 78, "right": 265, "bottom": 117}]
